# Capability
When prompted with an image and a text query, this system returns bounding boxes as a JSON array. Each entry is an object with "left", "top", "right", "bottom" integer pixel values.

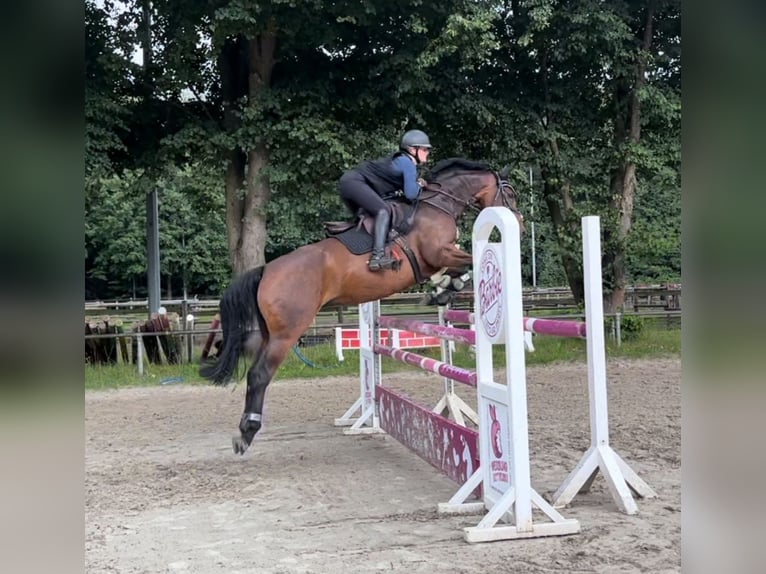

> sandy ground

[{"left": 85, "top": 357, "right": 680, "bottom": 573}]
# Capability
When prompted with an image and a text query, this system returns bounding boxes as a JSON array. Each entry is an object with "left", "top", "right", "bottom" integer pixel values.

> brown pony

[{"left": 200, "top": 158, "right": 524, "bottom": 454}]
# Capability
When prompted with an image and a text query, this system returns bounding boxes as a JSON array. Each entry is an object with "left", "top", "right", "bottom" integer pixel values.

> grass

[
  {"left": 85, "top": 362, "right": 209, "bottom": 390},
  {"left": 85, "top": 325, "right": 680, "bottom": 390}
]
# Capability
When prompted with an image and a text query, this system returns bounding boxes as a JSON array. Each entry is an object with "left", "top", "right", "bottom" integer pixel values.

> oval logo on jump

[{"left": 478, "top": 248, "right": 503, "bottom": 338}]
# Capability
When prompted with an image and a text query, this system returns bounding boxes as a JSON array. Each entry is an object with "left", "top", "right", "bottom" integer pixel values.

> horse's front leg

[
  {"left": 427, "top": 262, "right": 473, "bottom": 306},
  {"left": 432, "top": 244, "right": 473, "bottom": 270}
]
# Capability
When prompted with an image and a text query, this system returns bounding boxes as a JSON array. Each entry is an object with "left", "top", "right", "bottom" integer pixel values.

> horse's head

[
  {"left": 488, "top": 166, "right": 525, "bottom": 233},
  {"left": 422, "top": 159, "right": 525, "bottom": 232}
]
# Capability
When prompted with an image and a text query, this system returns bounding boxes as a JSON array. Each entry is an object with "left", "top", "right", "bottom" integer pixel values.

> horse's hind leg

[{"left": 232, "top": 337, "right": 294, "bottom": 455}]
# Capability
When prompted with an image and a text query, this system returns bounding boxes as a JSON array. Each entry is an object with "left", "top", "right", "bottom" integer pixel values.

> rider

[{"left": 338, "top": 129, "right": 432, "bottom": 271}]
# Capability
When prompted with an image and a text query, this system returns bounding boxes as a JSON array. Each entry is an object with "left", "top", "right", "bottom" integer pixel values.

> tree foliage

[{"left": 85, "top": 0, "right": 680, "bottom": 307}]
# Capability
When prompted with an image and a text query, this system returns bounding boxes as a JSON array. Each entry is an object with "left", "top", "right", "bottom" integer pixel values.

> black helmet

[{"left": 400, "top": 129, "right": 432, "bottom": 149}]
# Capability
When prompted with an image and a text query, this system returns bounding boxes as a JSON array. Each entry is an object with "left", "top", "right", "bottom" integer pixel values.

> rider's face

[{"left": 416, "top": 147, "right": 431, "bottom": 162}]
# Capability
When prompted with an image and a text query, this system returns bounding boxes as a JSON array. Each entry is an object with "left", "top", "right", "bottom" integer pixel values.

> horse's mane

[{"left": 425, "top": 158, "right": 493, "bottom": 180}]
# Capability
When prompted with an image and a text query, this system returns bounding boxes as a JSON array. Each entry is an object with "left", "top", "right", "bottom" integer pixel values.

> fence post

[
  {"left": 615, "top": 312, "right": 622, "bottom": 347},
  {"left": 137, "top": 332, "right": 145, "bottom": 376},
  {"left": 181, "top": 300, "right": 188, "bottom": 363},
  {"left": 185, "top": 313, "right": 195, "bottom": 363}
]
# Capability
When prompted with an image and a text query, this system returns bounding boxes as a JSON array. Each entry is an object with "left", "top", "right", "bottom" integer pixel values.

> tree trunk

[
  {"left": 538, "top": 168, "right": 584, "bottom": 302},
  {"left": 603, "top": 0, "right": 655, "bottom": 313},
  {"left": 537, "top": 46, "right": 585, "bottom": 304},
  {"left": 234, "top": 141, "right": 271, "bottom": 273},
  {"left": 220, "top": 36, "right": 248, "bottom": 275},
  {"left": 220, "top": 30, "right": 276, "bottom": 276},
  {"left": 225, "top": 148, "right": 246, "bottom": 272}
]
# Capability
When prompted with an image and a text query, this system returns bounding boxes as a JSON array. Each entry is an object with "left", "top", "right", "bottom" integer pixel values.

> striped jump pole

[
  {"left": 377, "top": 315, "right": 476, "bottom": 345},
  {"left": 376, "top": 314, "right": 480, "bottom": 426},
  {"left": 442, "top": 309, "right": 473, "bottom": 324},
  {"left": 373, "top": 345, "right": 477, "bottom": 387},
  {"left": 524, "top": 317, "right": 586, "bottom": 339},
  {"left": 444, "top": 308, "right": 587, "bottom": 339}
]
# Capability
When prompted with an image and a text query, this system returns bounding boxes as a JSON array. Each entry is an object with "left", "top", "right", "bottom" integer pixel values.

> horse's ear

[{"left": 498, "top": 165, "right": 511, "bottom": 179}]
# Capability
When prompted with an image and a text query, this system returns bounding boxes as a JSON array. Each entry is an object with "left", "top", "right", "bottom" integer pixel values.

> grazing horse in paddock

[{"left": 200, "top": 158, "right": 524, "bottom": 454}]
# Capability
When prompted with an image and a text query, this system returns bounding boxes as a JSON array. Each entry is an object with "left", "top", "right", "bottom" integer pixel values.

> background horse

[{"left": 200, "top": 158, "right": 524, "bottom": 454}]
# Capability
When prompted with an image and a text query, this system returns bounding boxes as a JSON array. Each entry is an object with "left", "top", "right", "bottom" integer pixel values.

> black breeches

[{"left": 339, "top": 171, "right": 387, "bottom": 216}]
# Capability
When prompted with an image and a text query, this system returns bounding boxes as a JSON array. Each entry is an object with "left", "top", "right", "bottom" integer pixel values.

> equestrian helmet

[{"left": 400, "top": 129, "right": 432, "bottom": 149}]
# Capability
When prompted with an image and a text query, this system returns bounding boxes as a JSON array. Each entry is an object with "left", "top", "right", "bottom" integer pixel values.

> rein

[{"left": 419, "top": 182, "right": 475, "bottom": 217}]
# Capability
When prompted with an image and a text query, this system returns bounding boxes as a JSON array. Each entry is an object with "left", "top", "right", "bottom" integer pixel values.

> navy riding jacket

[{"left": 354, "top": 152, "right": 421, "bottom": 200}]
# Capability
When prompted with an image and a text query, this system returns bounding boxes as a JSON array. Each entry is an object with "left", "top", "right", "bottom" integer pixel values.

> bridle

[
  {"left": 420, "top": 171, "right": 523, "bottom": 221},
  {"left": 494, "top": 174, "right": 524, "bottom": 221}
]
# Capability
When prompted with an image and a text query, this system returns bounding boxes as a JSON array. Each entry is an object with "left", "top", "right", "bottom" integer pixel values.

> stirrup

[{"left": 368, "top": 254, "right": 396, "bottom": 271}]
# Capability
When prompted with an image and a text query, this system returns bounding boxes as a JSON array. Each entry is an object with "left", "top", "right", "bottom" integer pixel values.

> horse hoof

[{"left": 232, "top": 436, "right": 249, "bottom": 455}]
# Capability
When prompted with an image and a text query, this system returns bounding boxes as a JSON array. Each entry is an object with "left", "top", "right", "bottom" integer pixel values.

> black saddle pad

[
  {"left": 330, "top": 228, "right": 373, "bottom": 255},
  {"left": 326, "top": 202, "right": 416, "bottom": 255}
]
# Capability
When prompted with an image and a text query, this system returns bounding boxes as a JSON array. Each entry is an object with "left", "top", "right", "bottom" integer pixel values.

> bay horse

[{"left": 200, "top": 158, "right": 524, "bottom": 454}]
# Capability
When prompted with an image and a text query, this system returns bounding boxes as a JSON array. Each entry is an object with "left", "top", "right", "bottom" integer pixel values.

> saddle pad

[{"left": 330, "top": 228, "right": 373, "bottom": 255}]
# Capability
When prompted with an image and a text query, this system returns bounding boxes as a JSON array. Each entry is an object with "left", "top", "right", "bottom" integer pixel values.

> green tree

[
  {"left": 85, "top": 0, "right": 681, "bottom": 303},
  {"left": 208, "top": 0, "right": 501, "bottom": 273},
  {"left": 491, "top": 0, "right": 680, "bottom": 309},
  {"left": 85, "top": 166, "right": 230, "bottom": 299}
]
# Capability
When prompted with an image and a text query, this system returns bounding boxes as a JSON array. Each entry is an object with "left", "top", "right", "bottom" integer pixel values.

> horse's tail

[{"left": 199, "top": 267, "right": 268, "bottom": 385}]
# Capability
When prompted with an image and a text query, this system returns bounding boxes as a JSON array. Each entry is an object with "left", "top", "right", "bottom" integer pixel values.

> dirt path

[{"left": 85, "top": 357, "right": 680, "bottom": 573}]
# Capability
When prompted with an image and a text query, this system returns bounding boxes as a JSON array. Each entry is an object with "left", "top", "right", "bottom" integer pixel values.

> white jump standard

[
  {"left": 440, "top": 207, "right": 581, "bottom": 542},
  {"left": 335, "top": 208, "right": 656, "bottom": 542},
  {"left": 338, "top": 208, "right": 581, "bottom": 542},
  {"left": 550, "top": 217, "right": 656, "bottom": 514}
]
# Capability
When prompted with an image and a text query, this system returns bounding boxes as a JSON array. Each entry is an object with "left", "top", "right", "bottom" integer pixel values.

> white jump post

[
  {"left": 551, "top": 216, "right": 657, "bottom": 514},
  {"left": 333, "top": 300, "right": 384, "bottom": 433},
  {"left": 439, "top": 207, "right": 580, "bottom": 542}
]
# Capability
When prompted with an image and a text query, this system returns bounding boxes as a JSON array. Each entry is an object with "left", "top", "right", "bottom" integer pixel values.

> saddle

[{"left": 323, "top": 200, "right": 416, "bottom": 256}]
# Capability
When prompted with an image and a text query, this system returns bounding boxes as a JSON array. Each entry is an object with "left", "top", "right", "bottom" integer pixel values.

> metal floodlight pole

[
  {"left": 141, "top": 4, "right": 160, "bottom": 319},
  {"left": 529, "top": 167, "right": 537, "bottom": 289},
  {"left": 146, "top": 189, "right": 161, "bottom": 317}
]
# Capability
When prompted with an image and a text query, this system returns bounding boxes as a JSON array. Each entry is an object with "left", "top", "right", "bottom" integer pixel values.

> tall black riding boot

[{"left": 368, "top": 209, "right": 396, "bottom": 271}]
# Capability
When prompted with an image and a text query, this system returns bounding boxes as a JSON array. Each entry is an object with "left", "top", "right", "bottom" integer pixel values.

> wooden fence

[
  {"left": 85, "top": 283, "right": 681, "bottom": 317},
  {"left": 85, "top": 284, "right": 681, "bottom": 371}
]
